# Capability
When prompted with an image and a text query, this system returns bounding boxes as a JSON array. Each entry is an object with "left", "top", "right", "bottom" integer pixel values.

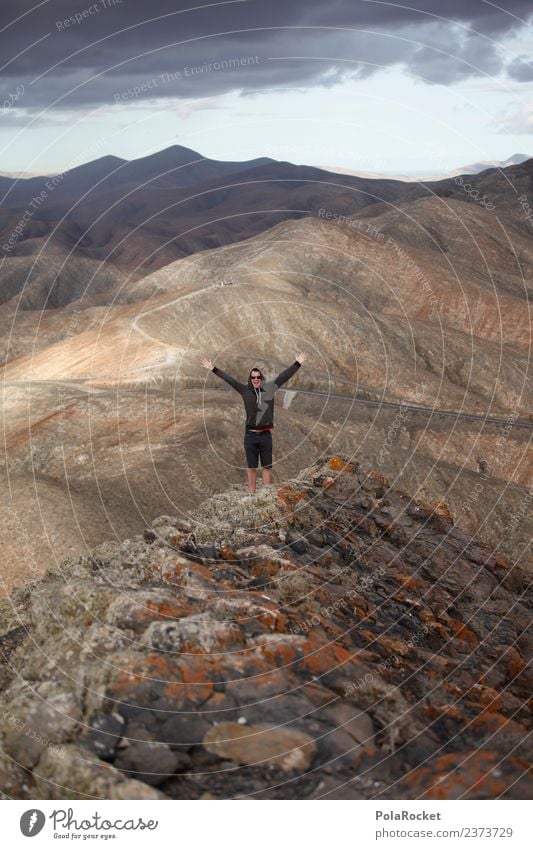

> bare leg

[
  {"left": 262, "top": 468, "right": 272, "bottom": 487},
  {"left": 247, "top": 468, "right": 257, "bottom": 494}
]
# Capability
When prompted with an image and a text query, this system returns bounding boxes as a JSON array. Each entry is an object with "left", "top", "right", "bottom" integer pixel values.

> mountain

[
  {"left": 1, "top": 147, "right": 532, "bottom": 311},
  {"left": 0, "top": 146, "right": 276, "bottom": 194},
  {"left": 4, "top": 152, "right": 528, "bottom": 186},
  {"left": 322, "top": 153, "right": 531, "bottom": 182},
  {"left": 0, "top": 456, "right": 530, "bottom": 800},
  {"left": 0, "top": 147, "right": 423, "bottom": 305},
  {"left": 113, "top": 145, "right": 276, "bottom": 188},
  {"left": 0, "top": 148, "right": 531, "bottom": 599},
  {"left": 0, "top": 146, "right": 276, "bottom": 206},
  {"left": 451, "top": 153, "right": 530, "bottom": 176},
  {"left": 1, "top": 167, "right": 531, "bottom": 593}
]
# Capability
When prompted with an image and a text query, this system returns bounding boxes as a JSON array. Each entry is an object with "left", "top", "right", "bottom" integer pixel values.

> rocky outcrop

[{"left": 0, "top": 456, "right": 530, "bottom": 799}]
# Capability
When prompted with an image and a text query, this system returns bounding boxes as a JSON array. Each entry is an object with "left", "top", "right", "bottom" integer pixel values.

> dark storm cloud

[{"left": 0, "top": 0, "right": 531, "bottom": 115}]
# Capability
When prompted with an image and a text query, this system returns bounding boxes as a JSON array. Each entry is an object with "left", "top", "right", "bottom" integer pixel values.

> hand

[
  {"left": 296, "top": 351, "right": 308, "bottom": 364},
  {"left": 200, "top": 357, "right": 214, "bottom": 370}
]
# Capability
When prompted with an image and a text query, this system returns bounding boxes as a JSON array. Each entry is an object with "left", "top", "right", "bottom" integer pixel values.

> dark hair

[{"left": 250, "top": 367, "right": 263, "bottom": 377}]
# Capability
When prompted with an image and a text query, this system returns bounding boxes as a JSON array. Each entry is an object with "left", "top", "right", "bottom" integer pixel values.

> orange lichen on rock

[
  {"left": 502, "top": 646, "right": 526, "bottom": 679},
  {"left": 391, "top": 573, "right": 424, "bottom": 590},
  {"left": 493, "top": 553, "right": 510, "bottom": 569},
  {"left": 328, "top": 456, "right": 358, "bottom": 473},
  {"left": 219, "top": 546, "right": 240, "bottom": 562},
  {"left": 470, "top": 711, "right": 526, "bottom": 736},
  {"left": 316, "top": 552, "right": 335, "bottom": 567},
  {"left": 277, "top": 484, "right": 307, "bottom": 509},
  {"left": 187, "top": 561, "right": 213, "bottom": 580},
  {"left": 469, "top": 684, "right": 503, "bottom": 711},
  {"left": 375, "top": 635, "right": 412, "bottom": 657},
  {"left": 250, "top": 559, "right": 283, "bottom": 578},
  {"left": 159, "top": 561, "right": 188, "bottom": 583},
  {"left": 296, "top": 635, "right": 358, "bottom": 676},
  {"left": 427, "top": 500, "right": 454, "bottom": 523},
  {"left": 448, "top": 618, "right": 479, "bottom": 650},
  {"left": 259, "top": 638, "right": 306, "bottom": 669},
  {"left": 401, "top": 751, "right": 516, "bottom": 799},
  {"left": 269, "top": 610, "right": 290, "bottom": 633},
  {"left": 365, "top": 470, "right": 390, "bottom": 488},
  {"left": 108, "top": 652, "right": 184, "bottom": 700},
  {"left": 178, "top": 656, "right": 216, "bottom": 685},
  {"left": 421, "top": 704, "right": 464, "bottom": 721},
  {"left": 169, "top": 532, "right": 185, "bottom": 546},
  {"left": 129, "top": 652, "right": 180, "bottom": 679},
  {"left": 392, "top": 591, "right": 423, "bottom": 607},
  {"left": 416, "top": 610, "right": 449, "bottom": 640},
  {"left": 145, "top": 598, "right": 194, "bottom": 620},
  {"left": 161, "top": 680, "right": 213, "bottom": 706}
]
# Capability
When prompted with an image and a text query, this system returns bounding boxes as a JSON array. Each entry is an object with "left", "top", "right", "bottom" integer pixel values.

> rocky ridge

[{"left": 0, "top": 456, "right": 531, "bottom": 800}]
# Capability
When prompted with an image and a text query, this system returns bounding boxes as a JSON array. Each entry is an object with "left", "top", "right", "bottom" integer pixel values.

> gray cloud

[
  {"left": 0, "top": 0, "right": 531, "bottom": 115},
  {"left": 507, "top": 54, "right": 533, "bottom": 81},
  {"left": 408, "top": 22, "right": 506, "bottom": 84}
]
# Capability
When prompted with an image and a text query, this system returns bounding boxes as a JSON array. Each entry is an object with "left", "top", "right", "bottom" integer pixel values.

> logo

[{"left": 20, "top": 810, "right": 46, "bottom": 837}]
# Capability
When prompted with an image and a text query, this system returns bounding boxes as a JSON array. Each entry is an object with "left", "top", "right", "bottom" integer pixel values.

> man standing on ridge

[{"left": 200, "top": 352, "right": 308, "bottom": 494}]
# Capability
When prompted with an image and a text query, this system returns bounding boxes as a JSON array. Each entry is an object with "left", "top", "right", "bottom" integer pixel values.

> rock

[
  {"left": 307, "top": 530, "right": 326, "bottom": 546},
  {"left": 310, "top": 776, "right": 366, "bottom": 799},
  {"left": 397, "top": 750, "right": 533, "bottom": 800},
  {"left": 157, "top": 713, "right": 211, "bottom": 750},
  {"left": 320, "top": 701, "right": 375, "bottom": 745},
  {"left": 105, "top": 590, "right": 197, "bottom": 633},
  {"left": 142, "top": 614, "right": 246, "bottom": 652},
  {"left": 83, "top": 712, "right": 125, "bottom": 760},
  {"left": 345, "top": 674, "right": 417, "bottom": 751},
  {"left": 202, "top": 722, "right": 317, "bottom": 772},
  {"left": 114, "top": 740, "right": 184, "bottom": 786},
  {"left": 35, "top": 745, "right": 166, "bottom": 799},
  {"left": 0, "top": 748, "right": 35, "bottom": 798},
  {"left": 0, "top": 455, "right": 530, "bottom": 801},
  {"left": 30, "top": 582, "right": 117, "bottom": 642},
  {"left": 2, "top": 691, "right": 82, "bottom": 770},
  {"left": 286, "top": 528, "right": 309, "bottom": 554}
]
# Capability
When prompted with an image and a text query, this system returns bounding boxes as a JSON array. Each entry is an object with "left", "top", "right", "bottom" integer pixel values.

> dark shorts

[{"left": 244, "top": 430, "right": 273, "bottom": 469}]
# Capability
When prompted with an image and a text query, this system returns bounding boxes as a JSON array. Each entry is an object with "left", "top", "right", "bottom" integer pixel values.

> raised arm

[
  {"left": 200, "top": 357, "right": 245, "bottom": 393},
  {"left": 274, "top": 352, "right": 308, "bottom": 389}
]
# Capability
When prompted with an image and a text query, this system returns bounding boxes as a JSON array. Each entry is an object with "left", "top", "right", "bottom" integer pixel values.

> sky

[{"left": 1, "top": 0, "right": 532, "bottom": 175}]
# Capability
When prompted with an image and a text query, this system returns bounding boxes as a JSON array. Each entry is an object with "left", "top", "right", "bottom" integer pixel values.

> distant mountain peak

[{"left": 77, "top": 154, "right": 126, "bottom": 167}]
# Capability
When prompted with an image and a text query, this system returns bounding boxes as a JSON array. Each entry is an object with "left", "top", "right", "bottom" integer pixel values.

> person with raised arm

[{"left": 200, "top": 352, "right": 308, "bottom": 494}]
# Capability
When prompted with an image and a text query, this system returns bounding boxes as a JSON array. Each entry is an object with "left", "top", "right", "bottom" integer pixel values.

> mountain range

[{"left": 0, "top": 144, "right": 531, "bottom": 595}]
